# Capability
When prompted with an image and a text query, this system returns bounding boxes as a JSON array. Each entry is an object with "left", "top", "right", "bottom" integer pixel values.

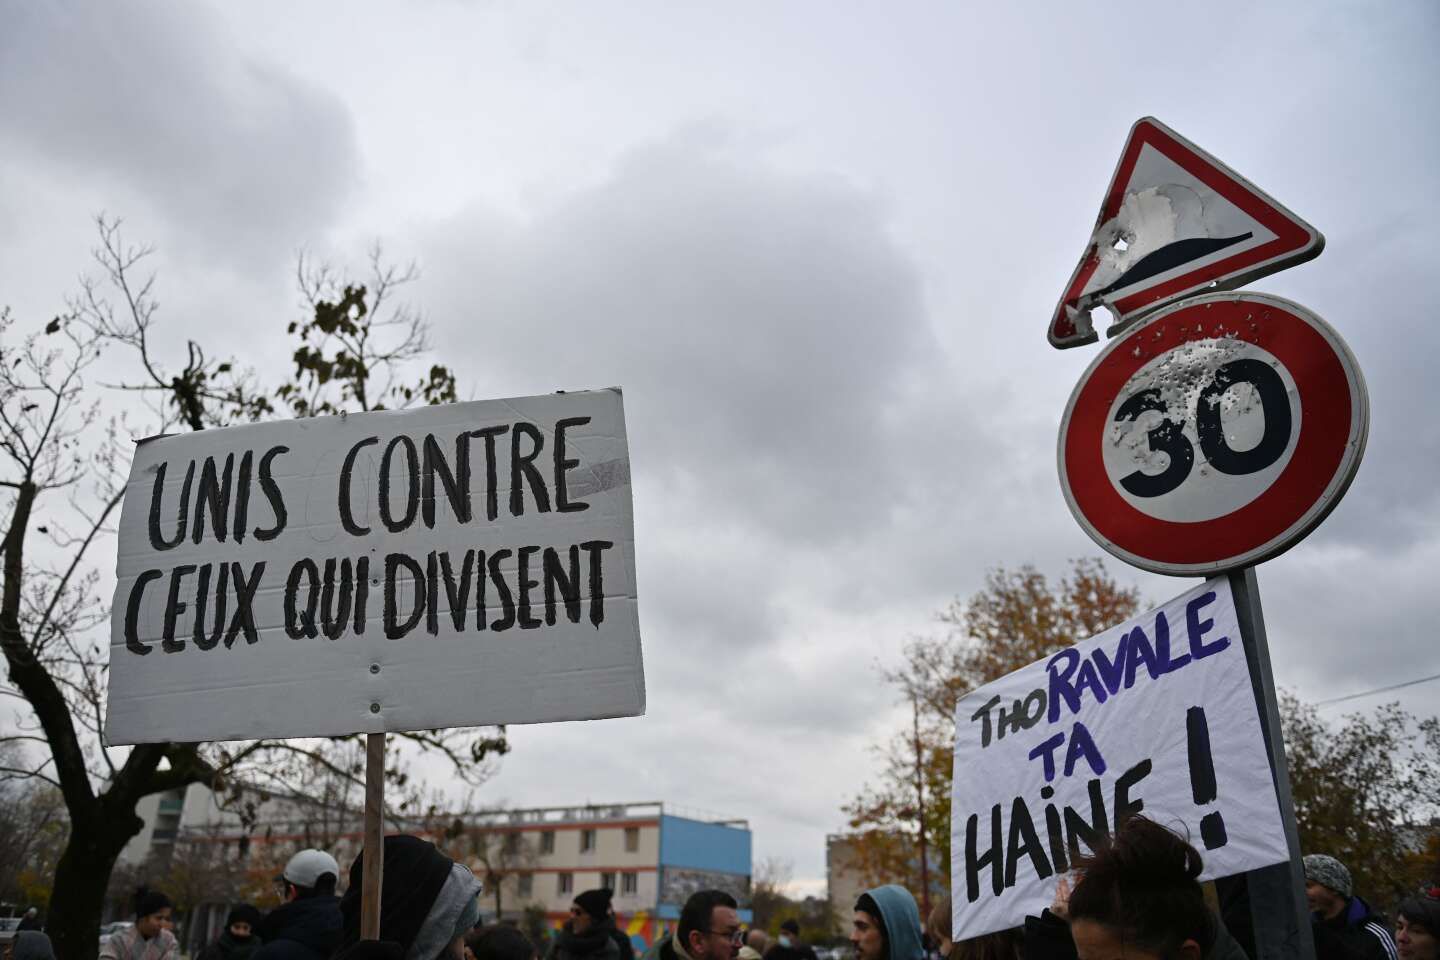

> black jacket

[
  {"left": 764, "top": 945, "right": 817, "bottom": 960},
  {"left": 545, "top": 924, "right": 620, "bottom": 960},
  {"left": 254, "top": 897, "right": 343, "bottom": 960},
  {"left": 198, "top": 932, "right": 263, "bottom": 960},
  {"left": 608, "top": 925, "right": 634, "bottom": 960},
  {"left": 1313, "top": 897, "right": 1398, "bottom": 960}
]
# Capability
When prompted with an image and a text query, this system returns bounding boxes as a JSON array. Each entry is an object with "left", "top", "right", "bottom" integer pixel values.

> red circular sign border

[{"left": 1059, "top": 292, "right": 1367, "bottom": 575}]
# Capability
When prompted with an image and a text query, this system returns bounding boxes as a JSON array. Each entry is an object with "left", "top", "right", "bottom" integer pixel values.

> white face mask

[{"left": 779, "top": 936, "right": 793, "bottom": 948}]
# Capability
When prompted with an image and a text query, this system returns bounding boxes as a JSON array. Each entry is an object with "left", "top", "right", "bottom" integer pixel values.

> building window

[
  {"left": 541, "top": 831, "right": 555, "bottom": 854},
  {"left": 503, "top": 832, "right": 520, "bottom": 854},
  {"left": 580, "top": 829, "right": 596, "bottom": 853},
  {"left": 558, "top": 873, "right": 573, "bottom": 895},
  {"left": 601, "top": 872, "right": 616, "bottom": 891},
  {"left": 621, "top": 873, "right": 638, "bottom": 895},
  {"left": 624, "top": 827, "right": 639, "bottom": 852},
  {"left": 518, "top": 873, "right": 533, "bottom": 898}
]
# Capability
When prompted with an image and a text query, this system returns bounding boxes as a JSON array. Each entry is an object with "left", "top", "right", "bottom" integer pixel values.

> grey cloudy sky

[{"left": 2, "top": 0, "right": 1437, "bottom": 893}]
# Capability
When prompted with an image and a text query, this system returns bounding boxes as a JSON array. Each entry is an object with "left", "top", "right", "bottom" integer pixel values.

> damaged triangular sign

[{"left": 1049, "top": 117, "right": 1324, "bottom": 349}]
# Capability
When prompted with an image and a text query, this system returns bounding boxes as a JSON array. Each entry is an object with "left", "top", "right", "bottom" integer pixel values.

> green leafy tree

[{"left": 1282, "top": 692, "right": 1440, "bottom": 908}]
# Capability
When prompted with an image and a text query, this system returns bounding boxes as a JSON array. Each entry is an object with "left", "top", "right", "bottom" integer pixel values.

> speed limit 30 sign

[{"left": 1058, "top": 291, "right": 1368, "bottom": 575}]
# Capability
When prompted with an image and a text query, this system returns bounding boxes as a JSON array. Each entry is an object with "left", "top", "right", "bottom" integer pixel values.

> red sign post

[{"left": 1045, "top": 119, "right": 1368, "bottom": 960}]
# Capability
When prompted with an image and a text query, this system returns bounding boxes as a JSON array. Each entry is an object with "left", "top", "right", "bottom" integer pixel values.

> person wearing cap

[
  {"left": 1395, "top": 888, "right": 1440, "bottom": 960},
  {"left": 546, "top": 889, "right": 621, "bottom": 960},
  {"left": 1304, "top": 853, "right": 1398, "bottom": 960},
  {"left": 763, "top": 921, "right": 816, "bottom": 960},
  {"left": 101, "top": 888, "right": 179, "bottom": 960},
  {"left": 850, "top": 886, "right": 924, "bottom": 960},
  {"left": 199, "top": 904, "right": 264, "bottom": 960},
  {"left": 254, "top": 850, "right": 344, "bottom": 960}
]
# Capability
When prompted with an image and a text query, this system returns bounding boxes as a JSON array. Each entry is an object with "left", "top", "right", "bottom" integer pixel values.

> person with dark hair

[
  {"left": 546, "top": 889, "right": 621, "bottom": 960},
  {"left": 13, "top": 931, "right": 57, "bottom": 960},
  {"left": 851, "top": 886, "right": 924, "bottom": 960},
  {"left": 1023, "top": 816, "right": 1246, "bottom": 960},
  {"left": 254, "top": 850, "right": 344, "bottom": 960},
  {"left": 925, "top": 893, "right": 1018, "bottom": 960},
  {"left": 465, "top": 925, "right": 539, "bottom": 960},
  {"left": 1396, "top": 889, "right": 1440, "bottom": 960},
  {"left": 100, "top": 888, "right": 178, "bottom": 960},
  {"left": 1305, "top": 854, "right": 1399, "bottom": 960},
  {"left": 765, "top": 920, "right": 816, "bottom": 960},
  {"left": 640, "top": 890, "right": 740, "bottom": 960},
  {"left": 337, "top": 835, "right": 482, "bottom": 960},
  {"left": 199, "top": 904, "right": 264, "bottom": 960}
]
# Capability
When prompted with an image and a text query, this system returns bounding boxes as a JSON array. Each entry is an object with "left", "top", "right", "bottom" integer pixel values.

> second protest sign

[
  {"left": 949, "top": 577, "right": 1288, "bottom": 939},
  {"left": 106, "top": 388, "right": 644, "bottom": 745}
]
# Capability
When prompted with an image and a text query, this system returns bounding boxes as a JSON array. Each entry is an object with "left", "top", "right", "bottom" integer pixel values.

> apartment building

[
  {"left": 824, "top": 834, "right": 868, "bottom": 933},
  {"left": 121, "top": 789, "right": 751, "bottom": 948}
]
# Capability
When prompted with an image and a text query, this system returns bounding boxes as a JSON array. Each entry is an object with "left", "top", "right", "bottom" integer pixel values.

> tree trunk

[{"left": 49, "top": 809, "right": 146, "bottom": 960}]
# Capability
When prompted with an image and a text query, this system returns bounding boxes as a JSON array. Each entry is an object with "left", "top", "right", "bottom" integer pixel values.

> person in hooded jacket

[
  {"left": 336, "top": 835, "right": 482, "bottom": 960},
  {"left": 198, "top": 905, "right": 264, "bottom": 960},
  {"left": 1305, "top": 854, "right": 1399, "bottom": 960},
  {"left": 850, "top": 886, "right": 925, "bottom": 960},
  {"left": 254, "top": 851, "right": 344, "bottom": 960},
  {"left": 546, "top": 889, "right": 621, "bottom": 960},
  {"left": 1021, "top": 816, "right": 1247, "bottom": 960}
]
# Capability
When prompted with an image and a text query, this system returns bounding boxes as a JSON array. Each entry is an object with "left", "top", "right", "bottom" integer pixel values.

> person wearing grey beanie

[{"left": 1303, "top": 853, "right": 1397, "bottom": 960}]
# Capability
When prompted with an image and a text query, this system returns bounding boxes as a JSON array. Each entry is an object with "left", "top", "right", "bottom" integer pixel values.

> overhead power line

[{"left": 1314, "top": 671, "right": 1440, "bottom": 708}]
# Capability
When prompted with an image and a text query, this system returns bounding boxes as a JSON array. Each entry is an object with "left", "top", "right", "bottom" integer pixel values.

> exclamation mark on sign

[{"left": 1186, "top": 706, "right": 1229, "bottom": 850}]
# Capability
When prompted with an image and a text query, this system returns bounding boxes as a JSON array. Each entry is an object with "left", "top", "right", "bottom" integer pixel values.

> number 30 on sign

[{"left": 1058, "top": 292, "right": 1368, "bottom": 576}]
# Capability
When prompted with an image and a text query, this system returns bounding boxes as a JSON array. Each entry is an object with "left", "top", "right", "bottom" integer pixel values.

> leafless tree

[{"left": 0, "top": 217, "right": 504, "bottom": 960}]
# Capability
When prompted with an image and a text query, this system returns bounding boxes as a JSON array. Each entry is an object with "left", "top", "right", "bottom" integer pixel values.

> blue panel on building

[{"left": 659, "top": 816, "right": 751, "bottom": 874}]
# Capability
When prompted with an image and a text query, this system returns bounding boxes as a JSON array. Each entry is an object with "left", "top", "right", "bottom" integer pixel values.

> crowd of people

[{"left": 8, "top": 822, "right": 1437, "bottom": 960}]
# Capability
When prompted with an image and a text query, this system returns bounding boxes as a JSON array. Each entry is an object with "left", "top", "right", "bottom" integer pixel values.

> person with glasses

[
  {"left": 641, "top": 891, "right": 741, "bottom": 960},
  {"left": 253, "top": 850, "right": 343, "bottom": 960},
  {"left": 545, "top": 889, "right": 621, "bottom": 960}
]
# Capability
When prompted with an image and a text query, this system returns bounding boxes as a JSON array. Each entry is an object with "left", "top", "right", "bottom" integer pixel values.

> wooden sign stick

[{"left": 361, "top": 732, "right": 386, "bottom": 940}]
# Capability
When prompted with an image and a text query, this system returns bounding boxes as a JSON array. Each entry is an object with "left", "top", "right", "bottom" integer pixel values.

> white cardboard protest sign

[
  {"left": 949, "top": 577, "right": 1288, "bottom": 940},
  {"left": 106, "top": 389, "right": 644, "bottom": 745}
]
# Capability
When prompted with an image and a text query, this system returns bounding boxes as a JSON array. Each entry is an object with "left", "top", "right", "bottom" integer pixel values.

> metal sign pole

[
  {"left": 361, "top": 732, "right": 386, "bottom": 941},
  {"left": 1227, "top": 567, "right": 1314, "bottom": 959}
]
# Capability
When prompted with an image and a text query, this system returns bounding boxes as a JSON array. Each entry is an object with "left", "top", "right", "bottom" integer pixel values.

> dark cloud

[
  {"left": 419, "top": 131, "right": 961, "bottom": 549},
  {"left": 0, "top": 0, "right": 359, "bottom": 271}
]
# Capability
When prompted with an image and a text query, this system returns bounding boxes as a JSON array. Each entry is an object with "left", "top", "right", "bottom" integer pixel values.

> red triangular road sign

[{"left": 1049, "top": 117, "right": 1323, "bottom": 349}]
